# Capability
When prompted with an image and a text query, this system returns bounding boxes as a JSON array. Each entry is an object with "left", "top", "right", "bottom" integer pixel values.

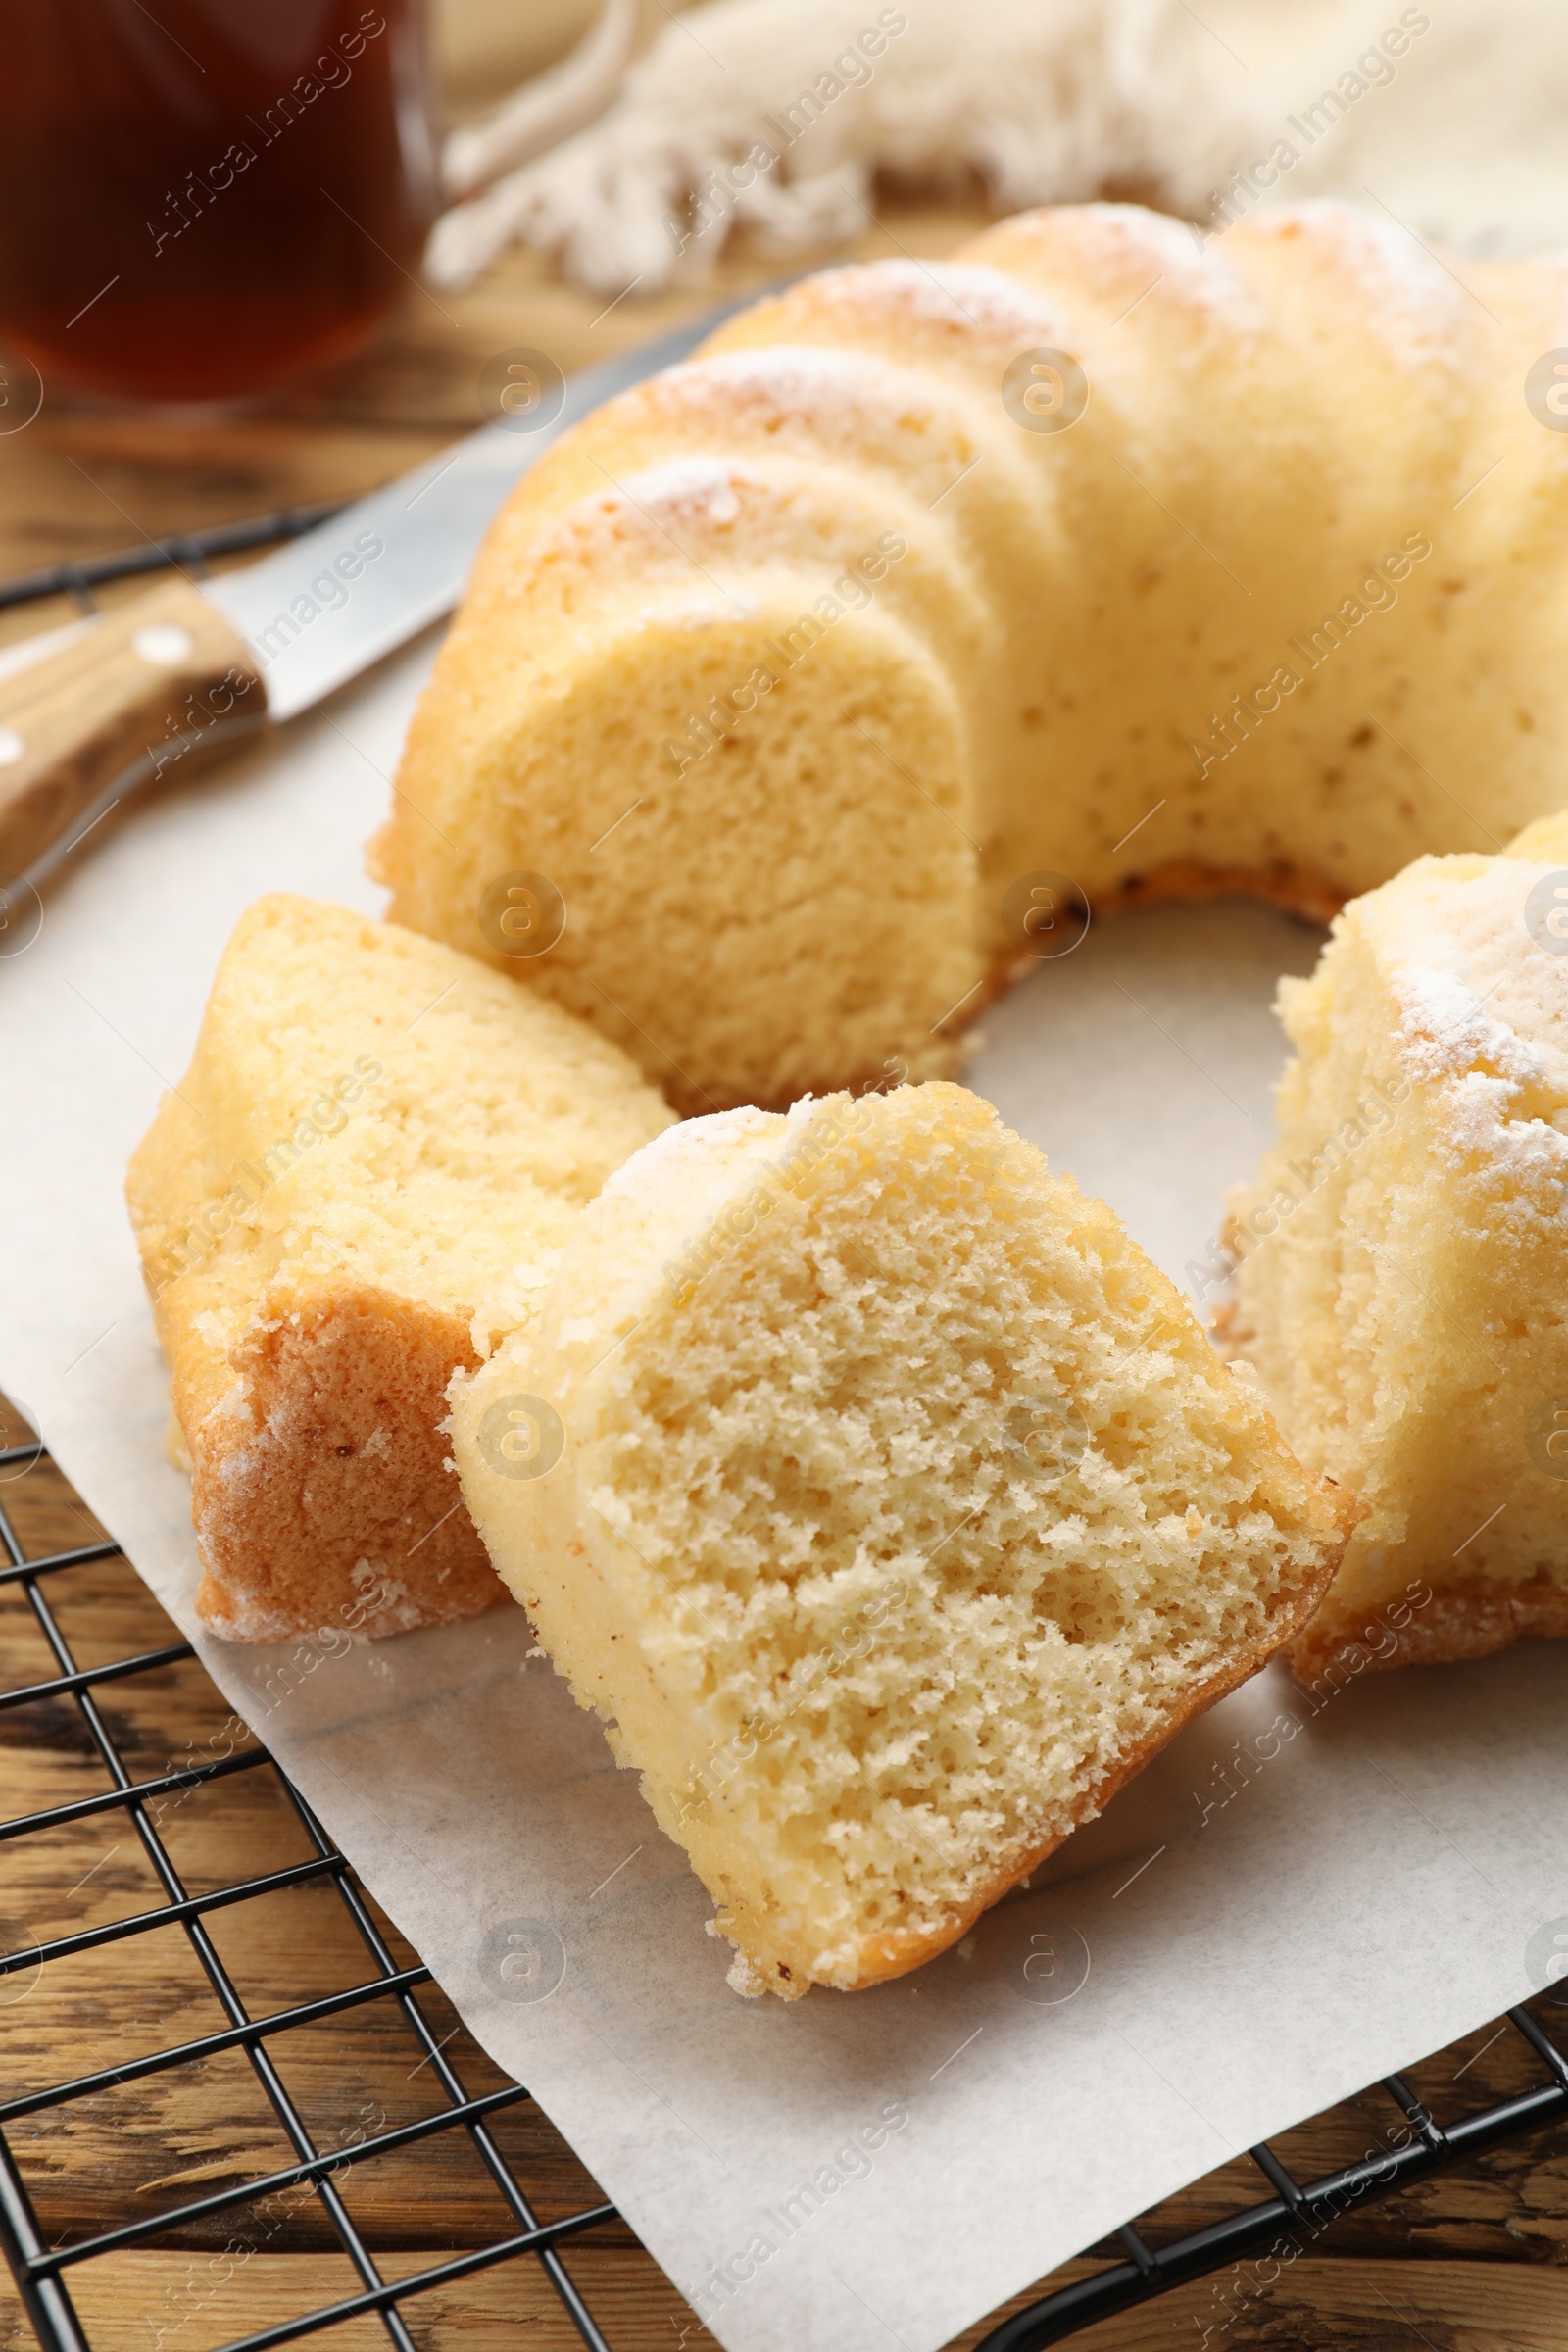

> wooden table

[{"left": 2, "top": 197, "right": 1567, "bottom": 2352}]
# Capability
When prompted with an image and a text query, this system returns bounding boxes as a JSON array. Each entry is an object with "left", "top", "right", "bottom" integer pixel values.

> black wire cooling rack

[
  {"left": 0, "top": 502, "right": 351, "bottom": 615},
  {"left": 1, "top": 1422, "right": 1565, "bottom": 2352}
]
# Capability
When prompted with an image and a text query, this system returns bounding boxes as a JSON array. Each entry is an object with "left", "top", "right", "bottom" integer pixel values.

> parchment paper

[{"left": 1, "top": 640, "right": 1564, "bottom": 2352}]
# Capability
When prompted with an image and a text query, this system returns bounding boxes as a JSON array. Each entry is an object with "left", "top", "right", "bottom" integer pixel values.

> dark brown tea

[{"left": 0, "top": 0, "right": 435, "bottom": 403}]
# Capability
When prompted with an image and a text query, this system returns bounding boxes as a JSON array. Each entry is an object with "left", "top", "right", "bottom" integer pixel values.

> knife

[{"left": 0, "top": 301, "right": 755, "bottom": 898}]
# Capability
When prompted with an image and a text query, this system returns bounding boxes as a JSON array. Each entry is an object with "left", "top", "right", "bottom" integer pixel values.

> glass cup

[{"left": 0, "top": 0, "right": 436, "bottom": 405}]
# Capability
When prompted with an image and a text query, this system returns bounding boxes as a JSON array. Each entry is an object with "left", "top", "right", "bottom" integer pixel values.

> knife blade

[{"left": 0, "top": 303, "right": 753, "bottom": 900}]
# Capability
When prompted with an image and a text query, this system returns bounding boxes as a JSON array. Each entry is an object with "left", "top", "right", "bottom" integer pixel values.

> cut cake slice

[
  {"left": 127, "top": 896, "right": 673, "bottom": 1642},
  {"left": 1229, "top": 812, "right": 1568, "bottom": 1677},
  {"left": 450, "top": 1081, "right": 1347, "bottom": 1996}
]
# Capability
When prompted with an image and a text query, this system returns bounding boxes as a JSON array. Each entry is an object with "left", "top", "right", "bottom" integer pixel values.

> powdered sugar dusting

[
  {"left": 809, "top": 259, "right": 1075, "bottom": 348},
  {"left": 539, "top": 1107, "right": 782, "bottom": 1368},
  {"left": 619, "top": 589, "right": 761, "bottom": 630},
  {"left": 548, "top": 459, "right": 774, "bottom": 577},
  {"left": 595, "top": 1104, "right": 778, "bottom": 1215},
  {"left": 1383, "top": 858, "right": 1568, "bottom": 1066},
  {"left": 999, "top": 204, "right": 1267, "bottom": 333},
  {"left": 1379, "top": 856, "right": 1568, "bottom": 1182},
  {"left": 612, "top": 456, "right": 749, "bottom": 525},
  {"left": 659, "top": 346, "right": 955, "bottom": 437},
  {"left": 1064, "top": 203, "right": 1214, "bottom": 280},
  {"left": 1242, "top": 201, "right": 1473, "bottom": 370},
  {"left": 1388, "top": 959, "right": 1546, "bottom": 1091}
]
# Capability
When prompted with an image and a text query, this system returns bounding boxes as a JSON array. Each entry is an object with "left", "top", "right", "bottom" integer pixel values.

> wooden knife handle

[{"left": 0, "top": 576, "right": 264, "bottom": 891}]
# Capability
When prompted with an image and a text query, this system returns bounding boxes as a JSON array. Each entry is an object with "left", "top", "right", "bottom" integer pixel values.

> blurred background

[
  {"left": 9, "top": 0, "right": 1568, "bottom": 378},
  {"left": 1, "top": 0, "right": 1563, "bottom": 639},
  {"left": 439, "top": 0, "right": 603, "bottom": 107}
]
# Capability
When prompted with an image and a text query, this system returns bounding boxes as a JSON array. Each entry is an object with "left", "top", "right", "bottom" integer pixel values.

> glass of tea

[{"left": 0, "top": 0, "right": 436, "bottom": 405}]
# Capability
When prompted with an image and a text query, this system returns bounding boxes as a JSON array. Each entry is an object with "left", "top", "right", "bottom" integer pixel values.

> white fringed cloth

[{"left": 426, "top": 0, "right": 1568, "bottom": 297}]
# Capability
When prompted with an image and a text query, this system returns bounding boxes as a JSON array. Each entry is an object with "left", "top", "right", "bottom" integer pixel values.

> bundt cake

[
  {"left": 449, "top": 1081, "right": 1349, "bottom": 1997},
  {"left": 374, "top": 199, "right": 1568, "bottom": 1112},
  {"left": 127, "top": 896, "right": 672, "bottom": 1642},
  {"left": 1228, "top": 814, "right": 1568, "bottom": 1678}
]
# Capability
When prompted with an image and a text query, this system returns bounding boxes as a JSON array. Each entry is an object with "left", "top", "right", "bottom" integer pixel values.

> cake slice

[
  {"left": 127, "top": 896, "right": 673, "bottom": 1642},
  {"left": 1228, "top": 814, "right": 1568, "bottom": 1680},
  {"left": 450, "top": 1082, "right": 1347, "bottom": 1996}
]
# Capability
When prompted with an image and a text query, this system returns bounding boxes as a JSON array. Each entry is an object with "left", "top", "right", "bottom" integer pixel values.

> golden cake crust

[
  {"left": 128, "top": 894, "right": 673, "bottom": 1642},
  {"left": 1291, "top": 1578, "right": 1568, "bottom": 1682},
  {"left": 187, "top": 1282, "right": 495, "bottom": 1643}
]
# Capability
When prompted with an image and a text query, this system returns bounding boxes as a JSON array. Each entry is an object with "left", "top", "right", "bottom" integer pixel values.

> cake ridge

[{"left": 379, "top": 197, "right": 1568, "bottom": 1112}]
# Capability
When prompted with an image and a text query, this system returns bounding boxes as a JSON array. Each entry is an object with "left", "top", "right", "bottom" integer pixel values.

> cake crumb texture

[{"left": 453, "top": 1083, "right": 1347, "bottom": 1994}]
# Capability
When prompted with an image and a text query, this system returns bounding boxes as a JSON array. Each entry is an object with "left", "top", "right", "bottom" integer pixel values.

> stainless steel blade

[{"left": 203, "top": 307, "right": 751, "bottom": 723}]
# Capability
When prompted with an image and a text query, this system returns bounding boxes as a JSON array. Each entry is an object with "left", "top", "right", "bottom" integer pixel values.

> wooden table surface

[{"left": 1, "top": 179, "right": 1567, "bottom": 2352}]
